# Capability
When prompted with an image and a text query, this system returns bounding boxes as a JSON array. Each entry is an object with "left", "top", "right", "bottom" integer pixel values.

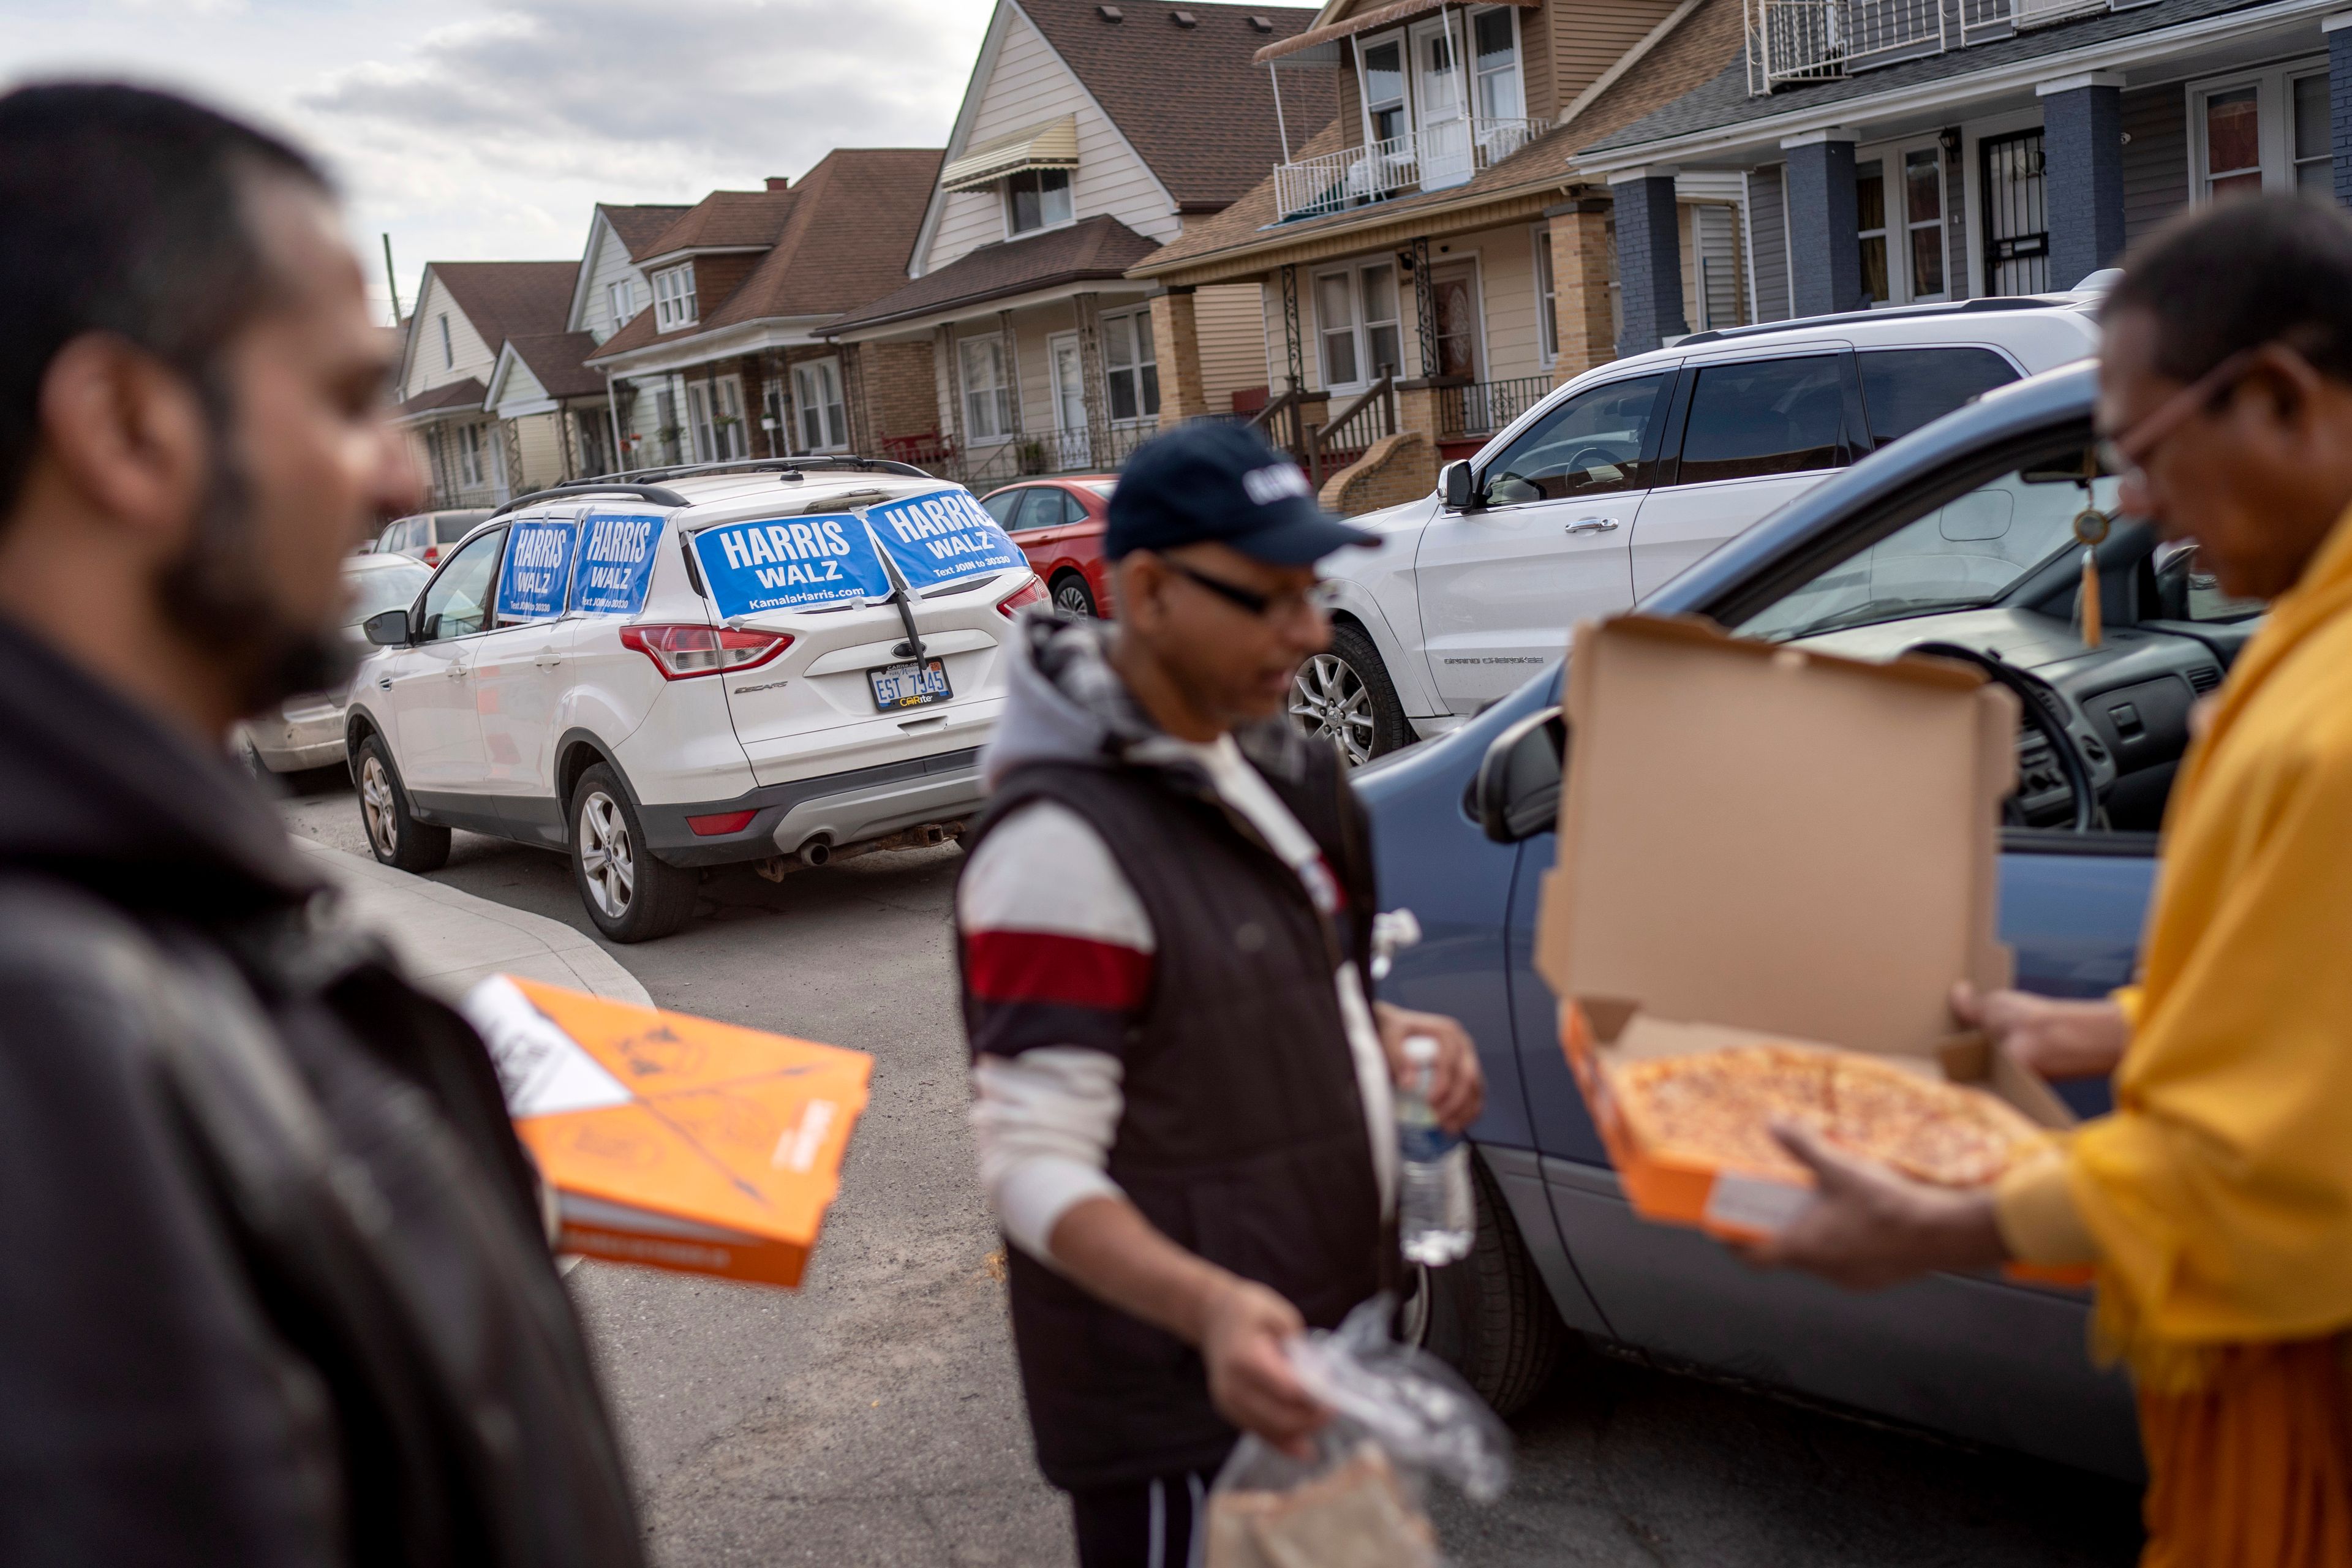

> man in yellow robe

[{"left": 1752, "top": 194, "right": 2352, "bottom": 1566}]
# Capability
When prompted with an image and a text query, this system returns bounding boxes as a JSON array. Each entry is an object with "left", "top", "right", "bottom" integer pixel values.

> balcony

[
  {"left": 1744, "top": 0, "right": 2155, "bottom": 92},
  {"left": 1273, "top": 116, "right": 1548, "bottom": 222}
]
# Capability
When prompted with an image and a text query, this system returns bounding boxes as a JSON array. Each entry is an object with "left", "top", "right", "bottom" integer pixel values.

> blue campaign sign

[
  {"left": 572, "top": 514, "right": 663, "bottom": 616},
  {"left": 693, "top": 513, "right": 894, "bottom": 619},
  {"left": 494, "top": 519, "right": 578, "bottom": 622},
  {"left": 865, "top": 489, "right": 1027, "bottom": 590}
]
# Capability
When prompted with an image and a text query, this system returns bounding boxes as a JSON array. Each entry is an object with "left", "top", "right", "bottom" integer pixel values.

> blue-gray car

[{"left": 1360, "top": 358, "right": 2263, "bottom": 1481}]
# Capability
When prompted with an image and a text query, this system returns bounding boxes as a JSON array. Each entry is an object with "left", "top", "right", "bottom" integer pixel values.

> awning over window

[
  {"left": 938, "top": 115, "right": 1080, "bottom": 194},
  {"left": 1253, "top": 0, "right": 1539, "bottom": 64}
]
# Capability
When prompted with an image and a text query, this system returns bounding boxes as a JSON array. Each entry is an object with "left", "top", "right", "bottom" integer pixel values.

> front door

[
  {"left": 1049, "top": 331, "right": 1089, "bottom": 469},
  {"left": 1414, "top": 369, "right": 1672, "bottom": 711},
  {"left": 1411, "top": 15, "right": 1471, "bottom": 189}
]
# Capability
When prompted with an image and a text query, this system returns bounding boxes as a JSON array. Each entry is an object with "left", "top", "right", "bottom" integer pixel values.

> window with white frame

[
  {"left": 439, "top": 313, "right": 453, "bottom": 369},
  {"left": 1901, "top": 148, "right": 1948, "bottom": 300},
  {"left": 793, "top": 358, "right": 849, "bottom": 451},
  {"left": 1361, "top": 36, "right": 1408, "bottom": 146},
  {"left": 608, "top": 279, "right": 638, "bottom": 328},
  {"left": 1533, "top": 228, "right": 1558, "bottom": 365},
  {"left": 1314, "top": 262, "right": 1404, "bottom": 390},
  {"left": 1471, "top": 7, "right": 1524, "bottom": 124},
  {"left": 1856, "top": 162, "right": 1890, "bottom": 306},
  {"left": 652, "top": 264, "right": 698, "bottom": 331},
  {"left": 1005, "top": 168, "right": 1074, "bottom": 236},
  {"left": 959, "top": 336, "right": 1013, "bottom": 442},
  {"left": 1101, "top": 310, "right": 1160, "bottom": 423},
  {"left": 458, "top": 422, "right": 486, "bottom": 486},
  {"left": 2192, "top": 62, "right": 2333, "bottom": 204},
  {"left": 687, "top": 375, "right": 747, "bottom": 462}
]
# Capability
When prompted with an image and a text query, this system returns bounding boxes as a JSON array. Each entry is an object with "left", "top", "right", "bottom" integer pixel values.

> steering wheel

[
  {"left": 1909, "top": 642, "right": 2098, "bottom": 832},
  {"left": 1563, "top": 445, "right": 1621, "bottom": 480}
]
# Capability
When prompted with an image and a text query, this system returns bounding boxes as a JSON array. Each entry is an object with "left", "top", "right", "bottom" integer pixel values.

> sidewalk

[{"left": 292, "top": 838, "right": 650, "bottom": 1009}]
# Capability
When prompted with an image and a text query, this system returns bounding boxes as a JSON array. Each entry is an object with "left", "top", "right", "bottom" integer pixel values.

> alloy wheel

[
  {"left": 360, "top": 753, "right": 399, "bottom": 857},
  {"left": 1053, "top": 579, "right": 1093, "bottom": 618},
  {"left": 1289, "top": 652, "right": 1376, "bottom": 766},
  {"left": 578, "top": 790, "right": 636, "bottom": 918}
]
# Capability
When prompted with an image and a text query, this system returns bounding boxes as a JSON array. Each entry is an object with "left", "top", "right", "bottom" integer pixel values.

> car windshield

[
  {"left": 1734, "top": 462, "right": 2122, "bottom": 641},
  {"left": 345, "top": 561, "right": 431, "bottom": 624}
]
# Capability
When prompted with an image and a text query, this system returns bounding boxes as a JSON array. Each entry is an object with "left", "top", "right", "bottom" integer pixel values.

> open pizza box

[
  {"left": 1533, "top": 615, "right": 2081, "bottom": 1260},
  {"left": 461, "top": 976, "right": 871, "bottom": 1289}
]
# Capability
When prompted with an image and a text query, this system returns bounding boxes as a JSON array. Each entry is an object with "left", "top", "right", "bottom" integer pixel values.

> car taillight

[
  {"left": 423, "top": 546, "right": 440, "bottom": 565},
  {"left": 997, "top": 579, "right": 1049, "bottom": 618},
  {"left": 619, "top": 624, "right": 793, "bottom": 680}
]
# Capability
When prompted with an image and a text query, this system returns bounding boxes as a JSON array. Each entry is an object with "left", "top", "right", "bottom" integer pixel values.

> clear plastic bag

[{"left": 1203, "top": 1295, "right": 1511, "bottom": 1568}]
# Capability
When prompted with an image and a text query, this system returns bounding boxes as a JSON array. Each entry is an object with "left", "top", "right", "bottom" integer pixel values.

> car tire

[
  {"left": 1291, "top": 622, "right": 1413, "bottom": 766},
  {"left": 1051, "top": 571, "right": 1098, "bottom": 619},
  {"left": 569, "top": 763, "right": 698, "bottom": 943},
  {"left": 355, "top": 733, "right": 451, "bottom": 873},
  {"left": 1406, "top": 1152, "right": 1568, "bottom": 1418}
]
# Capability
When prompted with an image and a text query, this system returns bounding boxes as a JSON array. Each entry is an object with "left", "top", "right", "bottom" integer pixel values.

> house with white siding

[
  {"left": 824, "top": 0, "right": 1333, "bottom": 489},
  {"left": 393, "top": 261, "right": 579, "bottom": 507}
]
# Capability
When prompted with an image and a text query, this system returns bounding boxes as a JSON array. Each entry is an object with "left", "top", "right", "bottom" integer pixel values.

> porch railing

[
  {"left": 1436, "top": 374, "right": 1555, "bottom": 442},
  {"left": 1749, "top": 0, "right": 2150, "bottom": 91},
  {"left": 1306, "top": 369, "right": 1398, "bottom": 490},
  {"left": 1272, "top": 117, "right": 1548, "bottom": 222}
]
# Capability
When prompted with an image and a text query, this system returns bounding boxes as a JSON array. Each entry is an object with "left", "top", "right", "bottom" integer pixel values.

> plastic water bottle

[{"left": 1398, "top": 1034, "right": 1474, "bottom": 1266}]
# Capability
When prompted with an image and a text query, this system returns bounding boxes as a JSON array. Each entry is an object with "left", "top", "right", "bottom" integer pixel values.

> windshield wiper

[{"left": 1782, "top": 596, "right": 1986, "bottom": 639}]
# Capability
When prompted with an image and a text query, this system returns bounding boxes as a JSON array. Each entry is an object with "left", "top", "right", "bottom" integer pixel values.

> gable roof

[
  {"left": 1016, "top": 0, "right": 1335, "bottom": 210},
  {"left": 598, "top": 202, "right": 692, "bottom": 260},
  {"left": 428, "top": 261, "right": 578, "bottom": 347},
  {"left": 395, "top": 376, "right": 489, "bottom": 420},
  {"left": 639, "top": 189, "right": 799, "bottom": 260},
  {"left": 502, "top": 333, "right": 607, "bottom": 400},
  {"left": 588, "top": 146, "right": 944, "bottom": 364},
  {"left": 828, "top": 214, "right": 1160, "bottom": 334}
]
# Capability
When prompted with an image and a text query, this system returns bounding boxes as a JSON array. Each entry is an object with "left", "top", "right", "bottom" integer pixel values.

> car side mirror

[
  {"left": 1476, "top": 704, "right": 1568, "bottom": 845},
  {"left": 1441, "top": 460, "right": 1480, "bottom": 512},
  {"left": 364, "top": 608, "right": 413, "bottom": 647}
]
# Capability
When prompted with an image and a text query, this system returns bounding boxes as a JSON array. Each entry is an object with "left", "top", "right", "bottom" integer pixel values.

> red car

[{"left": 979, "top": 476, "right": 1116, "bottom": 619}]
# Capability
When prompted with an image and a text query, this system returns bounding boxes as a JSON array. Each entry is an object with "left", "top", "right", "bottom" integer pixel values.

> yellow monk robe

[{"left": 1997, "top": 505, "right": 2352, "bottom": 1566}]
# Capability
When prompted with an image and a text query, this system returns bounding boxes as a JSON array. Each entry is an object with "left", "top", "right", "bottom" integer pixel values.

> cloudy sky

[{"left": 1, "top": 0, "right": 1307, "bottom": 323}]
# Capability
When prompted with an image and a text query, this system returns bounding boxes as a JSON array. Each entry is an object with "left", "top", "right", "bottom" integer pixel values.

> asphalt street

[{"left": 280, "top": 769, "right": 2146, "bottom": 1568}]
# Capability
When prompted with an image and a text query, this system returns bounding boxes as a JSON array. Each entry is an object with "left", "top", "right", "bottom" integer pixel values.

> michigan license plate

[{"left": 869, "top": 657, "right": 951, "bottom": 710}]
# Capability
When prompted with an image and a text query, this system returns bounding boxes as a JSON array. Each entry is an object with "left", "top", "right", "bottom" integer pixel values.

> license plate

[{"left": 869, "top": 657, "right": 952, "bottom": 710}]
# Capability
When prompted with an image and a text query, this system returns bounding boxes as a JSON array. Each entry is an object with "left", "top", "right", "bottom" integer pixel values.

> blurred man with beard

[{"left": 0, "top": 84, "right": 643, "bottom": 1566}]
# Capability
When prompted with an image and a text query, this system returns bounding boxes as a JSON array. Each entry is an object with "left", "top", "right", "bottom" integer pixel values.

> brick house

[
  {"left": 823, "top": 0, "right": 1333, "bottom": 489},
  {"left": 1569, "top": 0, "right": 2352, "bottom": 357},
  {"left": 393, "top": 261, "right": 582, "bottom": 506},
  {"left": 1125, "top": 0, "right": 1751, "bottom": 508},
  {"left": 581, "top": 149, "right": 943, "bottom": 473}
]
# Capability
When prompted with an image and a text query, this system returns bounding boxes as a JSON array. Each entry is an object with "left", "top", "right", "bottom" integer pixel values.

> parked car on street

[
  {"left": 1310, "top": 292, "right": 2109, "bottom": 764},
  {"left": 235, "top": 551, "right": 432, "bottom": 775},
  {"left": 375, "top": 507, "right": 495, "bottom": 567},
  {"left": 347, "top": 459, "right": 1044, "bottom": 941},
  {"left": 1363, "top": 359, "right": 2258, "bottom": 1480},
  {"left": 979, "top": 475, "right": 1115, "bottom": 619}
]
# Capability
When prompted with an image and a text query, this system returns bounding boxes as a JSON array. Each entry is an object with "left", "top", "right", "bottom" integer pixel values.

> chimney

[{"left": 765, "top": 176, "right": 790, "bottom": 192}]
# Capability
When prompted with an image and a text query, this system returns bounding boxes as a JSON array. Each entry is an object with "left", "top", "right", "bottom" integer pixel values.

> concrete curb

[{"left": 292, "top": 838, "right": 652, "bottom": 1010}]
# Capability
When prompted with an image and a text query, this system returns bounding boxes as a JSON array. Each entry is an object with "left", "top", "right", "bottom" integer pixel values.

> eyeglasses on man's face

[{"left": 1155, "top": 556, "right": 1330, "bottom": 622}]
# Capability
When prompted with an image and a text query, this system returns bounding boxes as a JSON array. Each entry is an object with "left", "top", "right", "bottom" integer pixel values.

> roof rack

[
  {"left": 571, "top": 454, "right": 934, "bottom": 486},
  {"left": 489, "top": 482, "right": 689, "bottom": 518},
  {"left": 1670, "top": 293, "right": 2082, "bottom": 350}
]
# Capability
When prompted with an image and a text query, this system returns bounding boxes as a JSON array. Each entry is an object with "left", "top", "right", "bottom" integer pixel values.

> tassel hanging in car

[{"left": 2073, "top": 505, "right": 2111, "bottom": 649}]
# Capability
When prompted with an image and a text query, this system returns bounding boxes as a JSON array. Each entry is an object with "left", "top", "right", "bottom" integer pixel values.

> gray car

[
  {"left": 375, "top": 507, "right": 494, "bottom": 568},
  {"left": 236, "top": 552, "right": 433, "bottom": 774}
]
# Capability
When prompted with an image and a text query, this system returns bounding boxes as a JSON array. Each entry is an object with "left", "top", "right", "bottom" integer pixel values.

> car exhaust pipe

[{"left": 797, "top": 839, "right": 831, "bottom": 868}]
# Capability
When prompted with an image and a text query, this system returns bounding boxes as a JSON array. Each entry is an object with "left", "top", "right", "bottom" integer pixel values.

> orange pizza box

[
  {"left": 1532, "top": 615, "right": 2080, "bottom": 1259},
  {"left": 461, "top": 976, "right": 871, "bottom": 1288}
]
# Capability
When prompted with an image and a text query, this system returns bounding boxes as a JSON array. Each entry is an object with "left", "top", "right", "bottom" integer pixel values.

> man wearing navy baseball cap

[{"left": 954, "top": 423, "right": 1483, "bottom": 1566}]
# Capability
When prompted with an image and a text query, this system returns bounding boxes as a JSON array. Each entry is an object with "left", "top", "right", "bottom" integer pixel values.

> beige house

[
  {"left": 393, "top": 261, "right": 583, "bottom": 507},
  {"left": 1131, "top": 0, "right": 1747, "bottom": 510},
  {"left": 824, "top": 0, "right": 1332, "bottom": 489}
]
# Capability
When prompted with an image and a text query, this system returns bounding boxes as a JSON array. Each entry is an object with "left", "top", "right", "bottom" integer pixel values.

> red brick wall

[{"left": 853, "top": 339, "right": 941, "bottom": 448}]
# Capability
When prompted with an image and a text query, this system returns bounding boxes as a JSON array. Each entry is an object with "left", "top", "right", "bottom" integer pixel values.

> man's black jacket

[{"left": 0, "top": 616, "right": 642, "bottom": 1567}]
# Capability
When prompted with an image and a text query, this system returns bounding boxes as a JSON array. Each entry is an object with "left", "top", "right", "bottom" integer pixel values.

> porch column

[
  {"left": 2325, "top": 13, "right": 2352, "bottom": 206},
  {"left": 938, "top": 323, "right": 965, "bottom": 464},
  {"left": 1547, "top": 196, "right": 1617, "bottom": 382},
  {"left": 1075, "top": 293, "right": 1108, "bottom": 456},
  {"left": 1608, "top": 169, "right": 1687, "bottom": 358},
  {"left": 998, "top": 309, "right": 1025, "bottom": 440},
  {"left": 1148, "top": 285, "right": 1208, "bottom": 429},
  {"left": 2038, "top": 74, "right": 2127, "bottom": 288},
  {"left": 1781, "top": 131, "right": 1861, "bottom": 317},
  {"left": 839, "top": 342, "right": 869, "bottom": 456}
]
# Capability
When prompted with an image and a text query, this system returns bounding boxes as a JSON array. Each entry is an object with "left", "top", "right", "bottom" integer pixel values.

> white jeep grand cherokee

[{"left": 346, "top": 459, "right": 1044, "bottom": 941}]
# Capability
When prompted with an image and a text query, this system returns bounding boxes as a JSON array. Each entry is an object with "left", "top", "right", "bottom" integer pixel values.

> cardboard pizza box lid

[
  {"left": 1534, "top": 615, "right": 2019, "bottom": 1061},
  {"left": 463, "top": 976, "right": 872, "bottom": 1288}
]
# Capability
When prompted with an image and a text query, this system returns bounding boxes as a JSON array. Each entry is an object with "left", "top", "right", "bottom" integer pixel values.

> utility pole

[{"left": 382, "top": 233, "right": 404, "bottom": 326}]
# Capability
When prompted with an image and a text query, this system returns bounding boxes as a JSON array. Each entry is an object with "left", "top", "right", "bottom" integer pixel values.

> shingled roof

[
  {"left": 396, "top": 376, "right": 489, "bottom": 419},
  {"left": 429, "top": 261, "right": 578, "bottom": 347},
  {"left": 597, "top": 202, "right": 693, "bottom": 260},
  {"left": 828, "top": 215, "right": 1159, "bottom": 334},
  {"left": 587, "top": 147, "right": 943, "bottom": 364},
  {"left": 504, "top": 333, "right": 606, "bottom": 399},
  {"left": 1017, "top": 0, "right": 1334, "bottom": 211}
]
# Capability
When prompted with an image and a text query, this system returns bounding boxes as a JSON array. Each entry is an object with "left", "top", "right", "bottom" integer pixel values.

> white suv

[
  {"left": 346, "top": 460, "right": 1043, "bottom": 940},
  {"left": 1304, "top": 295, "right": 2106, "bottom": 761}
]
